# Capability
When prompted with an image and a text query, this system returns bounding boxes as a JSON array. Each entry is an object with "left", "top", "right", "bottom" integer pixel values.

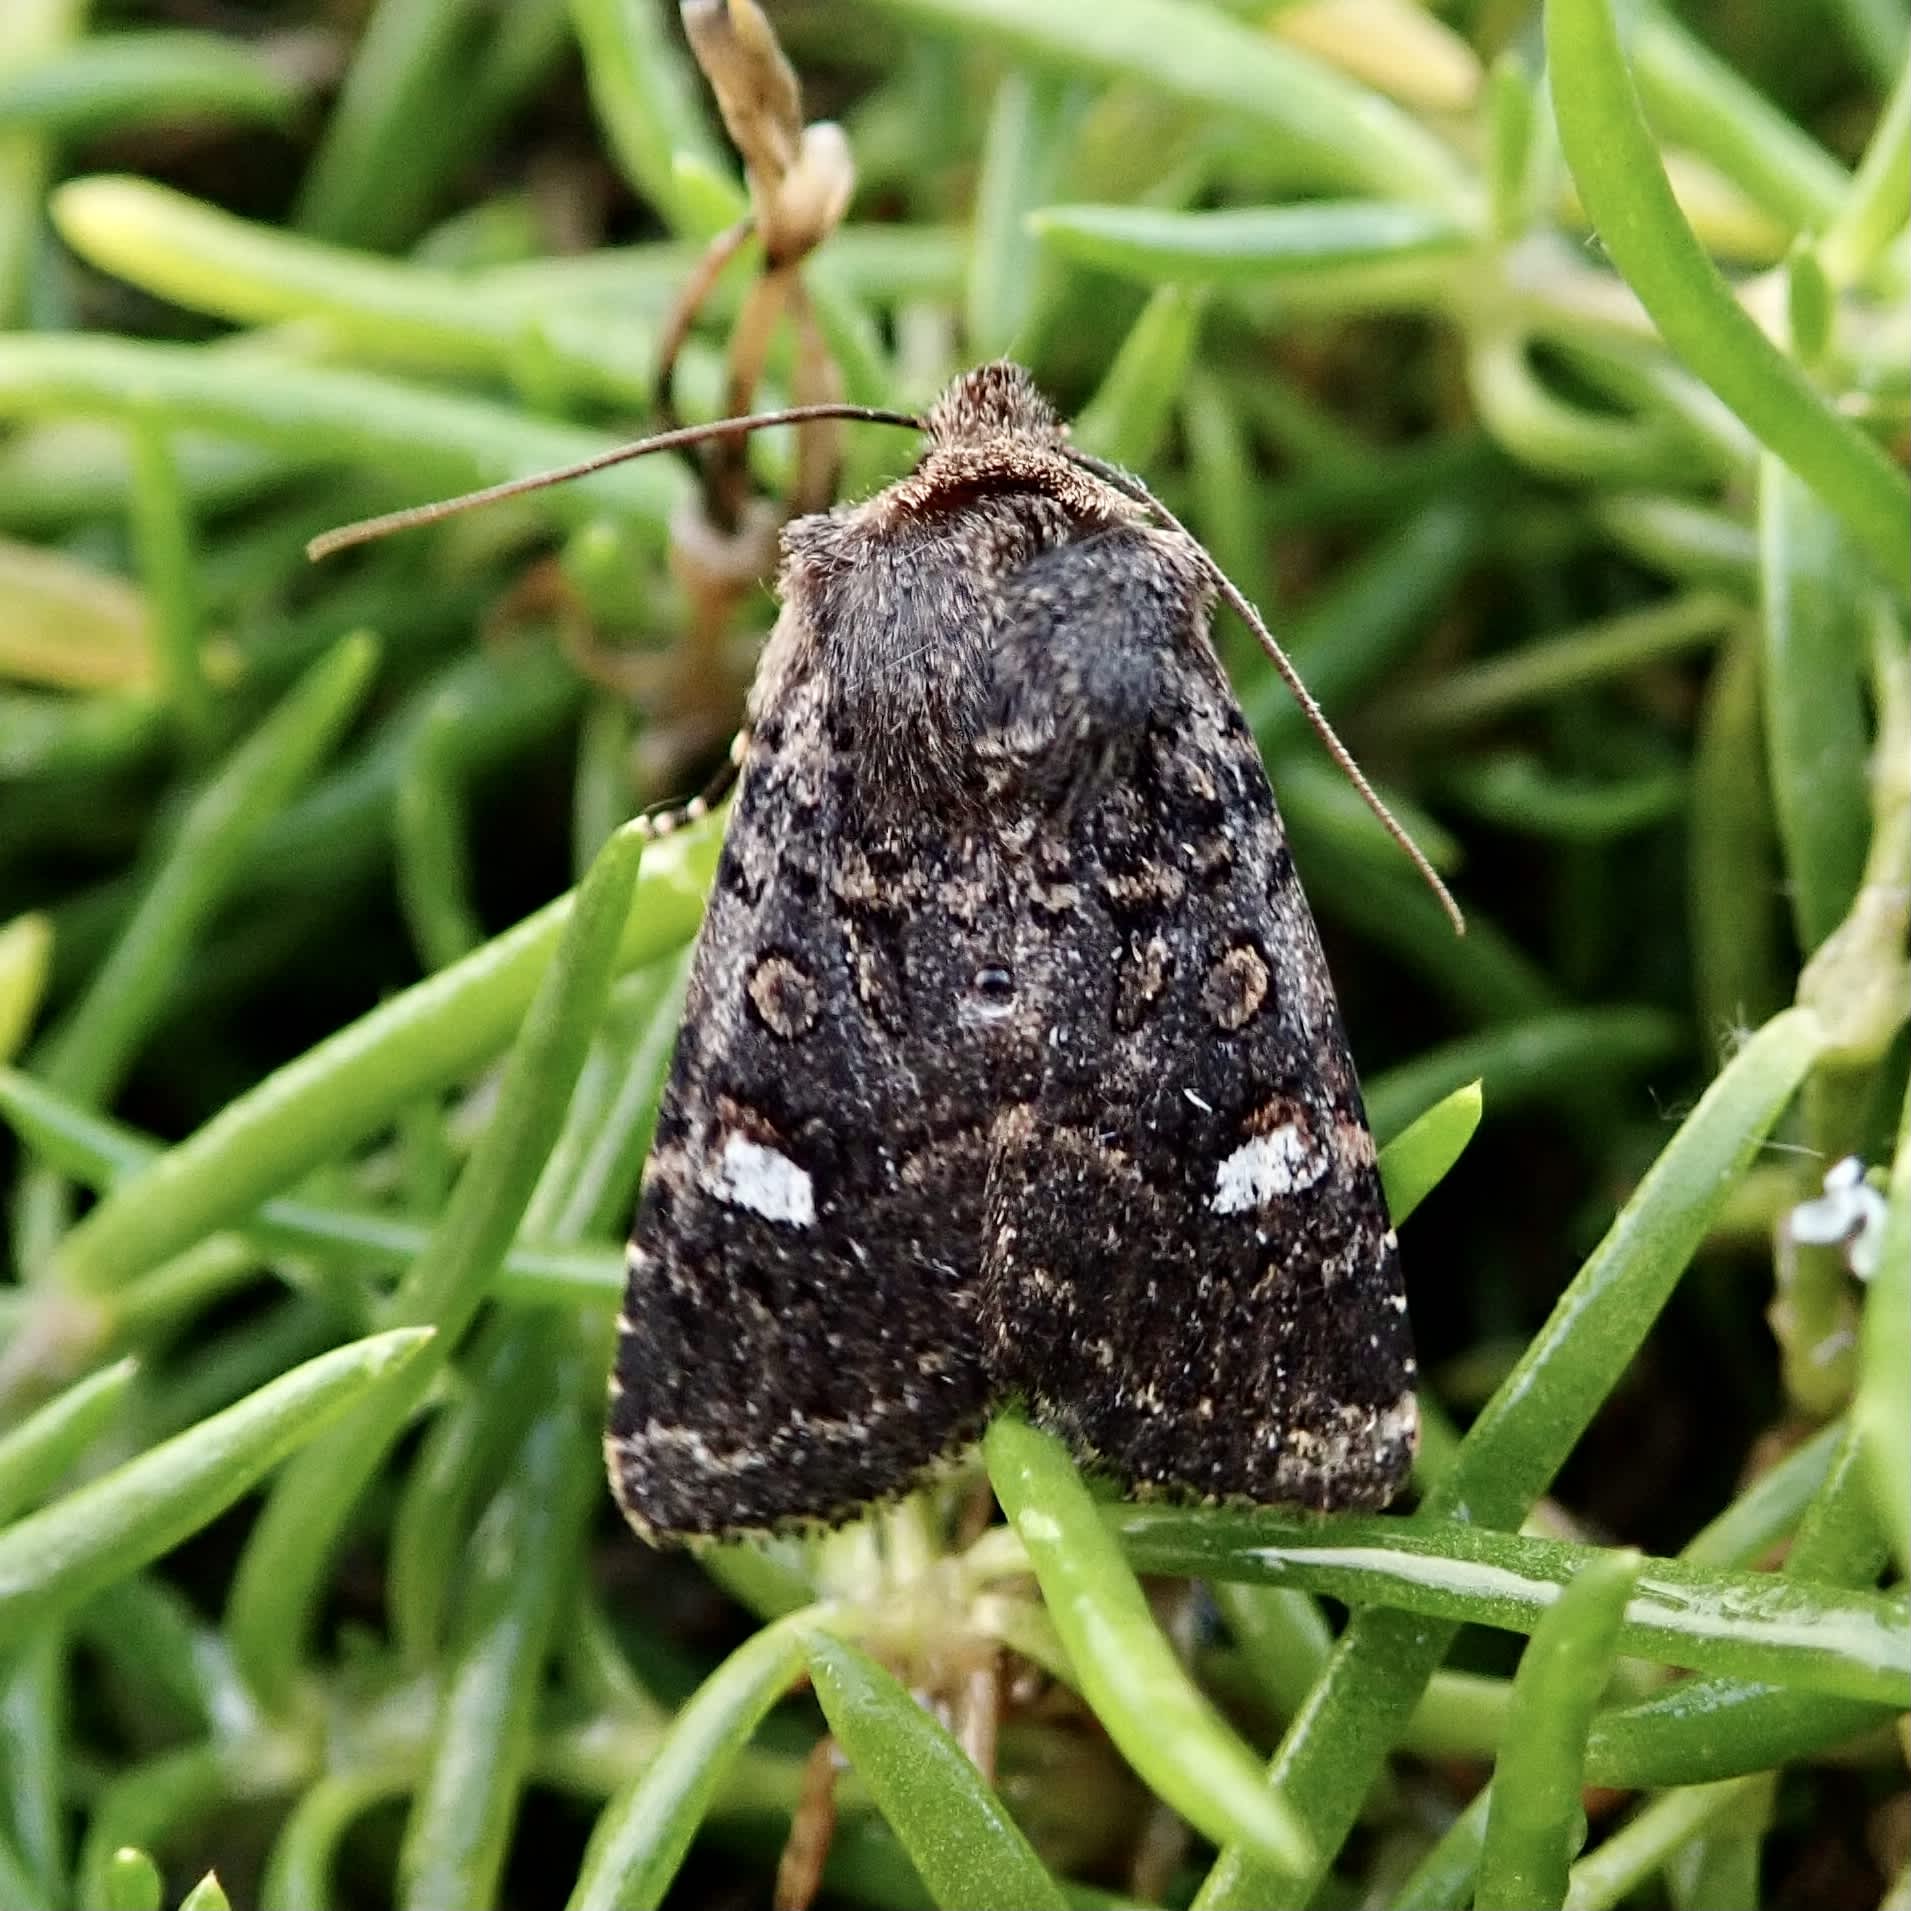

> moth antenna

[
  {"left": 1069, "top": 449, "right": 1466, "bottom": 937},
  {"left": 306, "top": 404, "right": 922, "bottom": 561}
]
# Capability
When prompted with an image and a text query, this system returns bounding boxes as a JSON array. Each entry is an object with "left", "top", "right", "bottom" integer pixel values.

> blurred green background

[{"left": 0, "top": 2, "right": 1906, "bottom": 1908}]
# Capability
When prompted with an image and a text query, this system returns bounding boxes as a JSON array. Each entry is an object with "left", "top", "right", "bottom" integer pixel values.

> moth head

[{"left": 923, "top": 360, "right": 1064, "bottom": 451}]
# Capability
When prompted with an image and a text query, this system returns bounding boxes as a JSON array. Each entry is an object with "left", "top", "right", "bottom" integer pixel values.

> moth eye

[{"left": 970, "top": 964, "right": 1017, "bottom": 1012}]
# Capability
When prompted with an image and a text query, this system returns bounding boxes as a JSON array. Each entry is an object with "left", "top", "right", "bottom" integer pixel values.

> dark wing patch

[
  {"left": 976, "top": 528, "right": 1416, "bottom": 1511},
  {"left": 609, "top": 578, "right": 1048, "bottom": 1537}
]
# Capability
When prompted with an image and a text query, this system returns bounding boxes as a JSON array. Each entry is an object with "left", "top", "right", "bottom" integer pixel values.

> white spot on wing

[
  {"left": 709, "top": 1132, "right": 815, "bottom": 1227},
  {"left": 1210, "top": 1123, "right": 1328, "bottom": 1214}
]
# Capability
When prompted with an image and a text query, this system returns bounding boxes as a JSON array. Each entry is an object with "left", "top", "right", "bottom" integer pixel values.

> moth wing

[
  {"left": 608, "top": 604, "right": 1026, "bottom": 1540},
  {"left": 979, "top": 528, "right": 1417, "bottom": 1511}
]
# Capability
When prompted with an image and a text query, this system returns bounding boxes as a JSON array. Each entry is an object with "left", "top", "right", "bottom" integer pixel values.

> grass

[{"left": 0, "top": 2, "right": 1906, "bottom": 1908}]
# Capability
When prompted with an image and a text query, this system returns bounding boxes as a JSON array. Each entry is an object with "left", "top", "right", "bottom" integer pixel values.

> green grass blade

[
  {"left": 0, "top": 1066, "right": 628, "bottom": 1309},
  {"left": 0, "top": 1356, "right": 136, "bottom": 1524},
  {"left": 36, "top": 631, "right": 376, "bottom": 1114},
  {"left": 0, "top": 1328, "right": 430, "bottom": 1649},
  {"left": 1071, "top": 284, "right": 1204, "bottom": 468},
  {"left": 50, "top": 815, "right": 716, "bottom": 1295},
  {"left": 1364, "top": 1011, "right": 1679, "bottom": 1145},
  {"left": 1116, "top": 1511, "right": 1906, "bottom": 1703},
  {"left": 1757, "top": 456, "right": 1871, "bottom": 952},
  {"left": 1545, "top": 0, "right": 1911, "bottom": 590},
  {"left": 0, "top": 32, "right": 301, "bottom": 138},
  {"left": 984, "top": 1412, "right": 1313, "bottom": 1877},
  {"left": 1375, "top": 1079, "right": 1481, "bottom": 1222},
  {"left": 1856, "top": 1081, "right": 1910, "bottom": 1572},
  {"left": 1033, "top": 201, "right": 1468, "bottom": 283},
  {"left": 222, "top": 819, "right": 654, "bottom": 1712},
  {"left": 566, "top": 1608, "right": 822, "bottom": 1911},
  {"left": 178, "top": 1870, "right": 232, "bottom": 1911},
  {"left": 967, "top": 71, "right": 1080, "bottom": 359},
  {"left": 863, "top": 0, "right": 1472, "bottom": 213},
  {"left": 260, "top": 1772, "right": 410, "bottom": 1911},
  {"left": 1194, "top": 1005, "right": 1826, "bottom": 1907},
  {"left": 0, "top": 913, "right": 51, "bottom": 1066},
  {"left": 99, "top": 1845, "right": 162, "bottom": 1911},
  {"left": 398, "top": 1396, "right": 596, "bottom": 1911},
  {"left": 1819, "top": 48, "right": 1911, "bottom": 286},
  {"left": 567, "top": 0, "right": 732, "bottom": 235},
  {"left": 804, "top": 1631, "right": 1071, "bottom": 1911},
  {"left": 1476, "top": 1550, "right": 1641, "bottom": 1910},
  {"left": 0, "top": 334, "right": 682, "bottom": 529}
]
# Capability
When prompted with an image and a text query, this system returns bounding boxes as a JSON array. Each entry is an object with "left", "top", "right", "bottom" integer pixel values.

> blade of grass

[
  {"left": 1033, "top": 200, "right": 1468, "bottom": 284},
  {"left": 1585, "top": 1425, "right": 1894, "bottom": 1787},
  {"left": 222, "top": 818, "right": 655, "bottom": 1712},
  {"left": 968, "top": 70, "right": 1082, "bottom": 360},
  {"left": 1071, "top": 284, "right": 1205, "bottom": 468},
  {"left": 1545, "top": 0, "right": 1910, "bottom": 590},
  {"left": 1375, "top": 591, "right": 1739, "bottom": 735},
  {"left": 1856, "top": 1080, "right": 1910, "bottom": 1571},
  {"left": 0, "top": 1065, "right": 630, "bottom": 1312},
  {"left": 124, "top": 418, "right": 209, "bottom": 747},
  {"left": 1757, "top": 456, "right": 1870, "bottom": 952},
  {"left": 17, "top": 633, "right": 377, "bottom": 1276},
  {"left": 1689, "top": 626, "right": 1788, "bottom": 1041},
  {"left": 178, "top": 1869, "right": 231, "bottom": 1911},
  {"left": 394, "top": 699, "right": 483, "bottom": 971},
  {"left": 398, "top": 1392, "right": 596, "bottom": 1911},
  {"left": 260, "top": 1771, "right": 412, "bottom": 1911},
  {"left": 1248, "top": 495, "right": 1488, "bottom": 747},
  {"left": 0, "top": 0, "right": 85, "bottom": 328},
  {"left": 568, "top": 0, "right": 733, "bottom": 235},
  {"left": 0, "top": 915, "right": 51, "bottom": 1065},
  {"left": 984, "top": 1412, "right": 1313, "bottom": 1876},
  {"left": 0, "top": 1357, "right": 136, "bottom": 1524},
  {"left": 32, "top": 631, "right": 376, "bottom": 1109},
  {"left": 1630, "top": 14, "right": 1847, "bottom": 236},
  {"left": 294, "top": 0, "right": 489, "bottom": 247},
  {"left": 1375, "top": 1079, "right": 1482, "bottom": 1220},
  {"left": 0, "top": 31, "right": 300, "bottom": 137},
  {"left": 1819, "top": 48, "right": 1911, "bottom": 287},
  {"left": 1193, "top": 1005, "right": 1826, "bottom": 1907},
  {"left": 1477, "top": 1550, "right": 1642, "bottom": 1910},
  {"left": 52, "top": 177, "right": 650, "bottom": 406},
  {"left": 0, "top": 1329, "right": 430, "bottom": 1648},
  {"left": 49, "top": 814, "right": 716, "bottom": 1295},
  {"left": 0, "top": 334, "right": 685, "bottom": 533},
  {"left": 804, "top": 1631, "right": 1071, "bottom": 1911},
  {"left": 1115, "top": 1509, "right": 1906, "bottom": 1702},
  {"left": 1364, "top": 1009, "right": 1680, "bottom": 1143},
  {"left": 1564, "top": 1774, "right": 1770, "bottom": 1911},
  {"left": 565, "top": 1607, "right": 830, "bottom": 1911},
  {"left": 1, "top": 1627, "right": 67, "bottom": 1902},
  {"left": 863, "top": 0, "right": 1472, "bottom": 213}
]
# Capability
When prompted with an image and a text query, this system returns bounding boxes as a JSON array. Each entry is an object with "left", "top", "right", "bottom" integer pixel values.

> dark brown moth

[{"left": 598, "top": 362, "right": 1431, "bottom": 1541}]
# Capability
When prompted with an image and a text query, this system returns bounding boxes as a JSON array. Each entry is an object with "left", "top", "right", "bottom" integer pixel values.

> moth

[
  {"left": 312, "top": 360, "right": 1454, "bottom": 1542},
  {"left": 605, "top": 363, "right": 1440, "bottom": 1540}
]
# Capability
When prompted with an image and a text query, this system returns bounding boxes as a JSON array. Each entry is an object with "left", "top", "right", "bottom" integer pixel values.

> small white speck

[
  {"left": 1211, "top": 1124, "right": 1328, "bottom": 1214},
  {"left": 708, "top": 1132, "right": 815, "bottom": 1227},
  {"left": 1017, "top": 1509, "right": 1063, "bottom": 1543},
  {"left": 1184, "top": 1088, "right": 1214, "bottom": 1113},
  {"left": 1790, "top": 1155, "right": 1887, "bottom": 1280}
]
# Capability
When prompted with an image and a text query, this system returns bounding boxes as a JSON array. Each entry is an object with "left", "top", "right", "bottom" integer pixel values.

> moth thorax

[{"left": 924, "top": 360, "right": 1063, "bottom": 450}]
